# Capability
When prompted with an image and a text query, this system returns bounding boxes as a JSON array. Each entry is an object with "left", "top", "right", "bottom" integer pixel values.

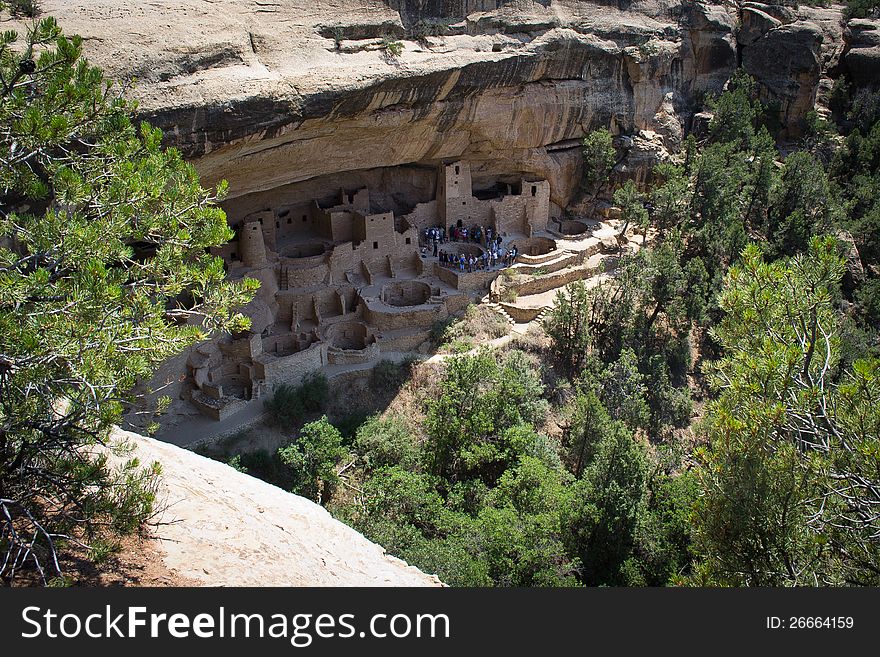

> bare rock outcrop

[
  {"left": 742, "top": 21, "right": 824, "bottom": 135},
  {"left": 16, "top": 2, "right": 849, "bottom": 208},
  {"left": 844, "top": 18, "right": 880, "bottom": 87},
  {"left": 683, "top": 0, "right": 738, "bottom": 93},
  {"left": 115, "top": 429, "right": 443, "bottom": 586},
  {"left": 738, "top": 5, "right": 783, "bottom": 47},
  {"left": 15, "top": 1, "right": 732, "bottom": 209}
]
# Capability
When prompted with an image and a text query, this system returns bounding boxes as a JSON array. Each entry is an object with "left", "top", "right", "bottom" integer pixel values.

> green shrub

[
  {"left": 278, "top": 417, "right": 347, "bottom": 504},
  {"left": 226, "top": 455, "right": 247, "bottom": 473},
  {"left": 429, "top": 315, "right": 457, "bottom": 346},
  {"left": 371, "top": 358, "right": 414, "bottom": 390},
  {"left": 379, "top": 36, "right": 403, "bottom": 58},
  {"left": 331, "top": 26, "right": 344, "bottom": 50},
  {"left": 354, "top": 414, "right": 420, "bottom": 471},
  {"left": 264, "top": 372, "right": 329, "bottom": 428},
  {"left": 844, "top": 0, "right": 879, "bottom": 19},
  {"left": 449, "top": 338, "right": 473, "bottom": 354},
  {"left": 300, "top": 371, "right": 329, "bottom": 408},
  {"left": 438, "top": 305, "right": 510, "bottom": 349}
]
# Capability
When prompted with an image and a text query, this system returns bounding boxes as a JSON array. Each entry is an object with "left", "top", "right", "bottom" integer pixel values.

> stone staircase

[
  {"left": 484, "top": 301, "right": 517, "bottom": 328},
  {"left": 533, "top": 306, "right": 550, "bottom": 325}
]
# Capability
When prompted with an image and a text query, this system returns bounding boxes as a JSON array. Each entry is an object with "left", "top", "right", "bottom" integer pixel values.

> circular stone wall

[
  {"left": 326, "top": 321, "right": 370, "bottom": 350},
  {"left": 559, "top": 220, "right": 589, "bottom": 236},
  {"left": 283, "top": 242, "right": 326, "bottom": 259},
  {"left": 381, "top": 280, "right": 432, "bottom": 307},
  {"left": 512, "top": 237, "right": 556, "bottom": 257}
]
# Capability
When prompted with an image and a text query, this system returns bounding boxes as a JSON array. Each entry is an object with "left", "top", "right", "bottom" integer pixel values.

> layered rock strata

[{"left": 25, "top": 1, "right": 849, "bottom": 209}]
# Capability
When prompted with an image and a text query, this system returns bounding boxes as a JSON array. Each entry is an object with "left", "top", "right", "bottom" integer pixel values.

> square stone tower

[{"left": 436, "top": 160, "right": 475, "bottom": 231}]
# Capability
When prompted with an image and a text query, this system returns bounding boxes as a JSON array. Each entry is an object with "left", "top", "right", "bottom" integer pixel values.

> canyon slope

[{"left": 14, "top": 0, "right": 877, "bottom": 586}]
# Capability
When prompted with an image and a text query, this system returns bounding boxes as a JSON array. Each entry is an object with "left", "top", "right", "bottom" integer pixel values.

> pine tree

[
  {"left": 0, "top": 17, "right": 257, "bottom": 583},
  {"left": 692, "top": 237, "right": 880, "bottom": 585}
]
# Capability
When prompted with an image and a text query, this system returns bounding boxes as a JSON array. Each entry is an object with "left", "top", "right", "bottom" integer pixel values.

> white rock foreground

[{"left": 114, "top": 429, "right": 443, "bottom": 586}]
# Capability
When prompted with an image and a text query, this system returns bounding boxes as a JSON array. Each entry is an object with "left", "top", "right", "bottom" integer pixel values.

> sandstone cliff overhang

[{"left": 18, "top": 1, "right": 847, "bottom": 205}]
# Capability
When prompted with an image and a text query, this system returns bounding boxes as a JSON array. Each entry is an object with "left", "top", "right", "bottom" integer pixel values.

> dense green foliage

[
  {"left": 581, "top": 128, "right": 616, "bottom": 198},
  {"left": 303, "top": 70, "right": 879, "bottom": 587},
  {"left": 264, "top": 373, "right": 329, "bottom": 429},
  {"left": 278, "top": 417, "right": 347, "bottom": 505},
  {"left": 844, "top": 0, "right": 880, "bottom": 19},
  {"left": 424, "top": 349, "right": 549, "bottom": 483},
  {"left": 0, "top": 18, "right": 255, "bottom": 583},
  {"left": 323, "top": 346, "right": 693, "bottom": 587},
  {"left": 693, "top": 239, "right": 880, "bottom": 585},
  {"left": 613, "top": 180, "right": 649, "bottom": 241},
  {"left": 537, "top": 70, "right": 878, "bottom": 585},
  {"left": 542, "top": 280, "right": 592, "bottom": 377}
]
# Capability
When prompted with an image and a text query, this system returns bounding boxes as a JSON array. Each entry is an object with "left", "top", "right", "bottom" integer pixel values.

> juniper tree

[
  {"left": 692, "top": 238, "right": 880, "bottom": 585},
  {"left": 581, "top": 128, "right": 616, "bottom": 199},
  {"left": 278, "top": 417, "right": 346, "bottom": 505},
  {"left": 0, "top": 17, "right": 257, "bottom": 583},
  {"left": 613, "top": 179, "right": 649, "bottom": 242},
  {"left": 543, "top": 280, "right": 592, "bottom": 377}
]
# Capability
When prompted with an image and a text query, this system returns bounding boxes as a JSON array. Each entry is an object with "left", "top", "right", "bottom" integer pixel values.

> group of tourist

[
  {"left": 437, "top": 243, "right": 518, "bottom": 272},
  {"left": 422, "top": 223, "right": 496, "bottom": 248},
  {"left": 448, "top": 224, "right": 491, "bottom": 244},
  {"left": 424, "top": 226, "right": 446, "bottom": 244},
  {"left": 422, "top": 222, "right": 519, "bottom": 273}
]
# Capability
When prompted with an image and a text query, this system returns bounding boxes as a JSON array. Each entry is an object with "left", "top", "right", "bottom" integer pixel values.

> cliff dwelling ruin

[
  {"left": 98, "top": 0, "right": 847, "bottom": 437},
  {"left": 164, "top": 160, "right": 577, "bottom": 423}
]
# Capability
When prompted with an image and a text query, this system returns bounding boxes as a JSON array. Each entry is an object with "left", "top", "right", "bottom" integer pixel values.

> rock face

[
  {"left": 844, "top": 18, "right": 880, "bottom": 87},
  {"left": 736, "top": 3, "right": 848, "bottom": 137},
  {"left": 24, "top": 1, "right": 849, "bottom": 209},
  {"left": 114, "top": 429, "right": 443, "bottom": 586},
  {"left": 742, "top": 21, "right": 824, "bottom": 133},
  {"left": 738, "top": 5, "right": 783, "bottom": 47}
]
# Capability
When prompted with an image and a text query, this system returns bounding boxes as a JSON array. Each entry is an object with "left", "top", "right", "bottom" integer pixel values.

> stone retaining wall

[{"left": 512, "top": 263, "right": 602, "bottom": 297}]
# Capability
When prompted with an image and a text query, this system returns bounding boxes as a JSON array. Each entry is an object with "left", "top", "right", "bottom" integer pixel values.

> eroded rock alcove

[
  {"left": 142, "top": 160, "right": 564, "bottom": 424},
  {"left": 57, "top": 0, "right": 867, "bottom": 436}
]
